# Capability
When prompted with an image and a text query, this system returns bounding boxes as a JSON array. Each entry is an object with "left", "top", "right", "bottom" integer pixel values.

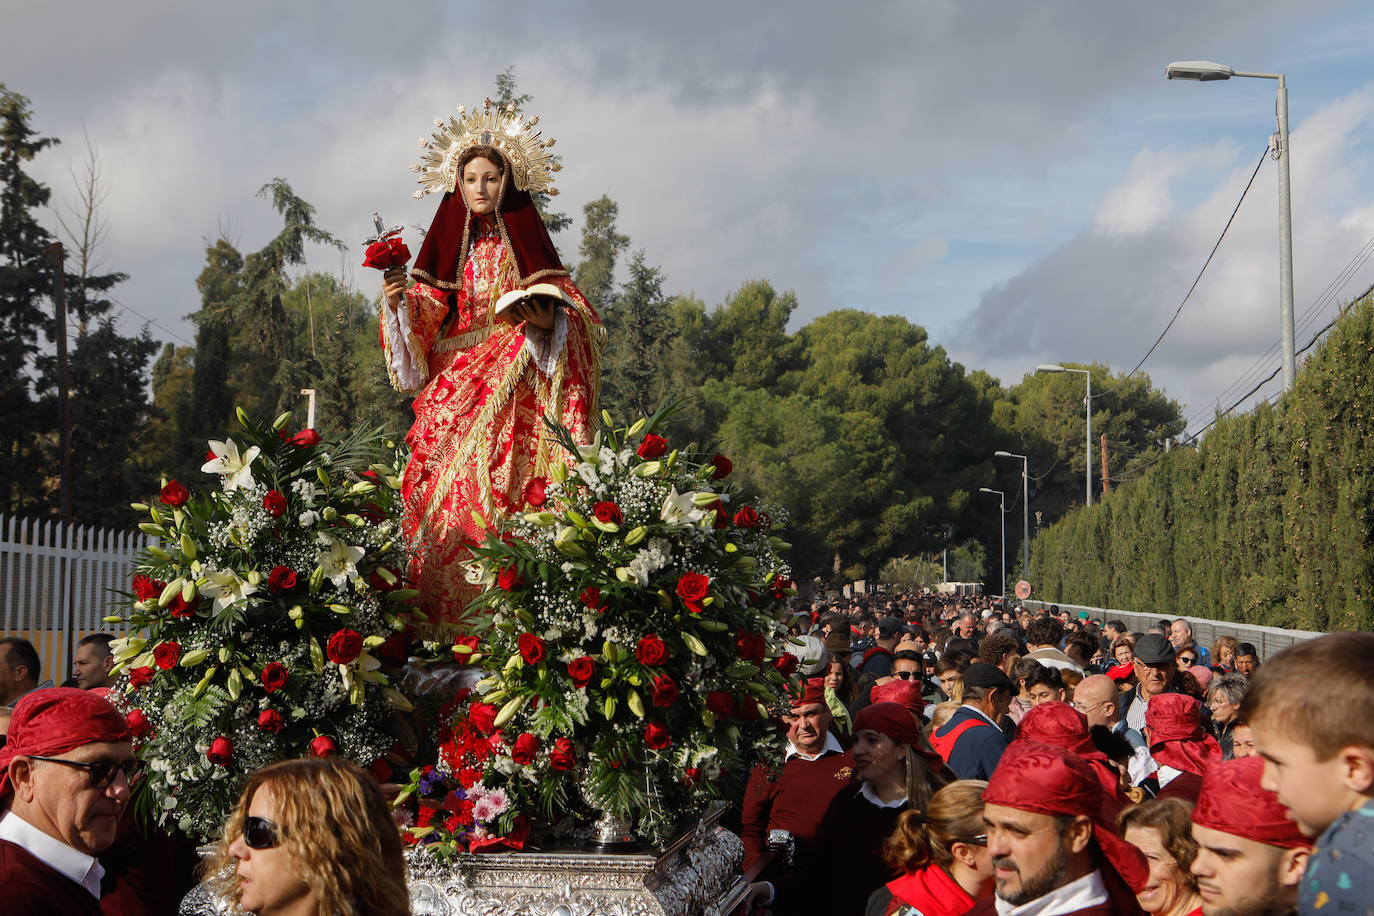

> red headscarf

[
  {"left": 790, "top": 676, "right": 826, "bottom": 708},
  {"left": 1016, "top": 701, "right": 1131, "bottom": 819},
  {"left": 1146, "top": 693, "right": 1222, "bottom": 776},
  {"left": 0, "top": 687, "right": 131, "bottom": 796},
  {"left": 1193, "top": 757, "right": 1312, "bottom": 850},
  {"left": 871, "top": 678, "right": 926, "bottom": 720},
  {"left": 985, "top": 740, "right": 1149, "bottom": 899},
  {"left": 854, "top": 701, "right": 951, "bottom": 779}
]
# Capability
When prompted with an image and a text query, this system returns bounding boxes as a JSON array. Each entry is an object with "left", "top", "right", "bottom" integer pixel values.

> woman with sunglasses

[
  {"left": 211, "top": 757, "right": 409, "bottom": 916},
  {"left": 864, "top": 780, "right": 994, "bottom": 916}
]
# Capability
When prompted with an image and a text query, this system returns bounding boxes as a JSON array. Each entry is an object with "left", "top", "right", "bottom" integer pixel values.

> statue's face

[{"left": 462, "top": 156, "right": 503, "bottom": 215}]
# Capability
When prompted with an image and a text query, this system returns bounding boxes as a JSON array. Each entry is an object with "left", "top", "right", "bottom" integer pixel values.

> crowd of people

[{"left": 0, "top": 599, "right": 1369, "bottom": 916}]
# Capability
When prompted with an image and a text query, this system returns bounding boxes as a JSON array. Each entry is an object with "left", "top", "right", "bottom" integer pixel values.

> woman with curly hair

[
  {"left": 211, "top": 757, "right": 410, "bottom": 916},
  {"left": 864, "top": 780, "right": 994, "bottom": 916},
  {"left": 1119, "top": 797, "right": 1204, "bottom": 916}
]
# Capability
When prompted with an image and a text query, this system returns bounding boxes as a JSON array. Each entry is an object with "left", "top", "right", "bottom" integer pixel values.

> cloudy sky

[{"left": 8, "top": 0, "right": 1374, "bottom": 434}]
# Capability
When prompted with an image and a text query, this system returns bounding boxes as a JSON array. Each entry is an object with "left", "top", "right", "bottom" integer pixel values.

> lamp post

[
  {"left": 994, "top": 450, "right": 1029, "bottom": 577},
  {"left": 1036, "top": 364, "right": 1093, "bottom": 505},
  {"left": 979, "top": 487, "right": 1006, "bottom": 598},
  {"left": 1166, "top": 59, "right": 1296, "bottom": 391}
]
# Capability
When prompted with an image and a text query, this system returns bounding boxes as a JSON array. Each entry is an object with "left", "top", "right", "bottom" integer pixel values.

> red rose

[
  {"left": 257, "top": 709, "right": 284, "bottom": 733},
  {"left": 132, "top": 575, "right": 166, "bottom": 602},
  {"left": 676, "top": 572, "right": 710, "bottom": 613},
  {"left": 125, "top": 709, "right": 151, "bottom": 738},
  {"left": 567, "top": 655, "right": 596, "bottom": 688},
  {"left": 635, "top": 634, "right": 668, "bottom": 667},
  {"left": 167, "top": 593, "right": 200, "bottom": 619},
  {"left": 517, "top": 633, "right": 546, "bottom": 665},
  {"left": 770, "top": 576, "right": 795, "bottom": 599},
  {"left": 735, "top": 630, "right": 766, "bottom": 664},
  {"left": 452, "top": 634, "right": 480, "bottom": 664},
  {"left": 644, "top": 720, "right": 672, "bottom": 750},
  {"left": 524, "top": 477, "right": 548, "bottom": 508},
  {"left": 267, "top": 565, "right": 297, "bottom": 593},
  {"left": 637, "top": 434, "right": 667, "bottom": 459},
  {"left": 290, "top": 429, "right": 321, "bottom": 448},
  {"left": 153, "top": 641, "right": 180, "bottom": 670},
  {"left": 549, "top": 737, "right": 576, "bottom": 771},
  {"left": 497, "top": 564, "right": 524, "bottom": 591},
  {"left": 684, "top": 767, "right": 703, "bottom": 785},
  {"left": 159, "top": 479, "right": 189, "bottom": 507},
  {"left": 468, "top": 702, "right": 499, "bottom": 734},
  {"left": 708, "top": 454, "right": 732, "bottom": 479},
  {"left": 511, "top": 733, "right": 540, "bottom": 766},
  {"left": 128, "top": 666, "right": 155, "bottom": 690},
  {"left": 705, "top": 690, "right": 734, "bottom": 718},
  {"left": 579, "top": 586, "right": 604, "bottom": 611},
  {"left": 260, "top": 662, "right": 288, "bottom": 694},
  {"left": 310, "top": 735, "right": 337, "bottom": 757},
  {"left": 262, "top": 489, "right": 287, "bottom": 517},
  {"left": 326, "top": 629, "right": 363, "bottom": 665},
  {"left": 386, "top": 236, "right": 411, "bottom": 265},
  {"left": 649, "top": 673, "right": 679, "bottom": 707},
  {"left": 362, "top": 236, "right": 411, "bottom": 270},
  {"left": 704, "top": 498, "right": 729, "bottom": 530},
  {"left": 592, "top": 501, "right": 623, "bottom": 525},
  {"left": 774, "top": 653, "right": 799, "bottom": 677},
  {"left": 732, "top": 505, "right": 760, "bottom": 528},
  {"left": 375, "top": 634, "right": 407, "bottom": 666},
  {"left": 207, "top": 736, "right": 233, "bottom": 766}
]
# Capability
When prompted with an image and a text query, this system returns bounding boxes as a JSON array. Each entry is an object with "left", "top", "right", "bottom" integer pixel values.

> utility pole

[
  {"left": 46, "top": 243, "right": 72, "bottom": 523},
  {"left": 1099, "top": 434, "right": 1111, "bottom": 496}
]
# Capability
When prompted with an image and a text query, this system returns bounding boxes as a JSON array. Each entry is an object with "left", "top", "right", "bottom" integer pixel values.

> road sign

[{"left": 1015, "top": 580, "right": 1031, "bottom": 600}]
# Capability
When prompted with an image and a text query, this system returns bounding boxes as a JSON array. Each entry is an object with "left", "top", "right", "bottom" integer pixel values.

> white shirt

[
  {"left": 784, "top": 732, "right": 844, "bottom": 762},
  {"left": 994, "top": 869, "right": 1108, "bottom": 916},
  {"left": 0, "top": 811, "right": 104, "bottom": 898},
  {"left": 959, "top": 703, "right": 1001, "bottom": 728},
  {"left": 858, "top": 781, "right": 907, "bottom": 809},
  {"left": 1156, "top": 764, "right": 1184, "bottom": 788}
]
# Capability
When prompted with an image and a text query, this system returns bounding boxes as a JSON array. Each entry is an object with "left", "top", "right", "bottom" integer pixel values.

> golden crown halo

[{"left": 410, "top": 98, "right": 561, "bottom": 200}]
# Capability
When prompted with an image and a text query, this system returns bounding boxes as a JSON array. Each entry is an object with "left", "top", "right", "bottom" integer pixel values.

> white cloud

[{"left": 1093, "top": 142, "right": 1236, "bottom": 236}]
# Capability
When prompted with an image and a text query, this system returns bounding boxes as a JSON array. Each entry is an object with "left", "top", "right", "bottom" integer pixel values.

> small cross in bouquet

[{"left": 361, "top": 211, "right": 411, "bottom": 273}]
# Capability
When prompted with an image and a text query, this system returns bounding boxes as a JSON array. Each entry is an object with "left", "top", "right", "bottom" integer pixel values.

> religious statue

[{"left": 378, "top": 100, "right": 605, "bottom": 631}]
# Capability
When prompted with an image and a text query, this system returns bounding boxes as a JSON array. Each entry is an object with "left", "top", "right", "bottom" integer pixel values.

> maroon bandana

[
  {"left": 1193, "top": 757, "right": 1311, "bottom": 850},
  {"left": 0, "top": 688, "right": 131, "bottom": 796}
]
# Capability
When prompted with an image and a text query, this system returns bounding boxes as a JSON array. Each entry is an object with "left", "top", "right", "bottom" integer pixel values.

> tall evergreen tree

[
  {"left": 183, "top": 239, "right": 243, "bottom": 473},
  {"left": 600, "top": 250, "right": 670, "bottom": 420},
  {"left": 574, "top": 195, "right": 629, "bottom": 315}
]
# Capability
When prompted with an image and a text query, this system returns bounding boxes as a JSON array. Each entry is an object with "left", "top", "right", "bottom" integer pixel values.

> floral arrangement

[
  {"left": 397, "top": 411, "right": 798, "bottom": 852},
  {"left": 108, "top": 411, "right": 419, "bottom": 840}
]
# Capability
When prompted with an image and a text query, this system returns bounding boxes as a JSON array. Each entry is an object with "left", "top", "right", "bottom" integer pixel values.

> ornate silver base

[{"left": 589, "top": 811, "right": 639, "bottom": 848}]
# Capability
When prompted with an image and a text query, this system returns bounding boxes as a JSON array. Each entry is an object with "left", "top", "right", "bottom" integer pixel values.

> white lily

[
  {"left": 316, "top": 533, "right": 365, "bottom": 588},
  {"left": 660, "top": 487, "right": 704, "bottom": 526},
  {"left": 574, "top": 431, "right": 603, "bottom": 463},
  {"left": 199, "top": 569, "right": 259, "bottom": 613},
  {"left": 200, "top": 438, "right": 261, "bottom": 492}
]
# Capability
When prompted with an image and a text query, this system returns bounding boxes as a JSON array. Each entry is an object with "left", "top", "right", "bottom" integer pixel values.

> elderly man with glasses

[{"left": 0, "top": 687, "right": 134, "bottom": 913}]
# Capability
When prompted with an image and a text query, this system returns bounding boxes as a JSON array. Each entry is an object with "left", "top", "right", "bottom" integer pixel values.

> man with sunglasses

[{"left": 0, "top": 687, "right": 133, "bottom": 914}]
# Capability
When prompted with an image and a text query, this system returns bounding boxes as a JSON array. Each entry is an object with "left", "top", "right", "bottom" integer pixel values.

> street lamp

[
  {"left": 979, "top": 487, "right": 1006, "bottom": 598},
  {"left": 994, "top": 450, "right": 1029, "bottom": 578},
  {"left": 1167, "top": 59, "right": 1296, "bottom": 391},
  {"left": 1036, "top": 364, "right": 1093, "bottom": 506}
]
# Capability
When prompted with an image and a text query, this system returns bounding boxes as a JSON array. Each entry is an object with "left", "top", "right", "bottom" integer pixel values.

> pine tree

[
  {"left": 600, "top": 250, "right": 670, "bottom": 420},
  {"left": 574, "top": 195, "right": 629, "bottom": 316}
]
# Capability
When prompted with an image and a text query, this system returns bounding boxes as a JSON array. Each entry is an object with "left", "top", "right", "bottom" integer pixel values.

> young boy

[{"left": 1241, "top": 632, "right": 1374, "bottom": 916}]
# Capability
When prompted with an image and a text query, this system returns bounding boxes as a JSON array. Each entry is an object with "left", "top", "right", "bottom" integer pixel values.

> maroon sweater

[
  {"left": 0, "top": 838, "right": 104, "bottom": 916},
  {"left": 741, "top": 745, "right": 854, "bottom": 874}
]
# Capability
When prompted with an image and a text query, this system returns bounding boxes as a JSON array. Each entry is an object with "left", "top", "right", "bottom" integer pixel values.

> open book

[{"left": 495, "top": 282, "right": 573, "bottom": 317}]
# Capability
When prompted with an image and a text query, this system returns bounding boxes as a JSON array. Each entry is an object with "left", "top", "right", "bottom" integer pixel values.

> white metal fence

[{"left": 0, "top": 515, "right": 149, "bottom": 686}]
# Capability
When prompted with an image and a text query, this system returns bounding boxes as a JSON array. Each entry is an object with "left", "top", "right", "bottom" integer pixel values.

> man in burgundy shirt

[
  {"left": 0, "top": 687, "right": 134, "bottom": 915},
  {"left": 741, "top": 679, "right": 853, "bottom": 883}
]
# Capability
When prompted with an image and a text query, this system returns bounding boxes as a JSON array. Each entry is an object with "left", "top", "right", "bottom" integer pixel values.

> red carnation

[
  {"left": 262, "top": 489, "right": 287, "bottom": 517},
  {"left": 735, "top": 630, "right": 766, "bottom": 664},
  {"left": 567, "top": 655, "right": 596, "bottom": 688},
  {"left": 635, "top": 634, "right": 668, "bottom": 667},
  {"left": 644, "top": 720, "right": 672, "bottom": 750},
  {"left": 167, "top": 593, "right": 200, "bottom": 619},
  {"left": 326, "top": 629, "right": 363, "bottom": 665},
  {"left": 732, "top": 505, "right": 760, "bottom": 528},
  {"left": 257, "top": 709, "right": 284, "bottom": 733},
  {"left": 676, "top": 572, "right": 710, "bottom": 614},
  {"left": 207, "top": 736, "right": 233, "bottom": 766},
  {"left": 125, "top": 709, "right": 151, "bottom": 738},
  {"left": 517, "top": 633, "right": 546, "bottom": 665},
  {"left": 132, "top": 575, "right": 166, "bottom": 602},
  {"left": 310, "top": 735, "right": 337, "bottom": 757},
  {"left": 290, "top": 429, "right": 321, "bottom": 448},
  {"left": 524, "top": 477, "right": 548, "bottom": 508},
  {"left": 152, "top": 641, "right": 181, "bottom": 670},
  {"left": 362, "top": 236, "right": 411, "bottom": 270},
  {"left": 650, "top": 673, "right": 679, "bottom": 707},
  {"left": 128, "top": 666, "right": 155, "bottom": 690},
  {"left": 708, "top": 454, "right": 733, "bottom": 479},
  {"left": 774, "top": 653, "right": 799, "bottom": 677},
  {"left": 592, "top": 501, "right": 623, "bottom": 525},
  {"left": 159, "top": 479, "right": 189, "bottom": 507},
  {"left": 511, "top": 733, "right": 540, "bottom": 766},
  {"left": 452, "top": 634, "right": 480, "bottom": 664},
  {"left": 497, "top": 564, "right": 524, "bottom": 592},
  {"left": 260, "top": 662, "right": 288, "bottom": 694},
  {"left": 267, "top": 566, "right": 297, "bottom": 594},
  {"left": 549, "top": 737, "right": 576, "bottom": 771},
  {"left": 579, "top": 586, "right": 605, "bottom": 612},
  {"left": 468, "top": 702, "right": 499, "bottom": 734},
  {"left": 705, "top": 690, "right": 734, "bottom": 718},
  {"left": 637, "top": 434, "right": 667, "bottom": 459}
]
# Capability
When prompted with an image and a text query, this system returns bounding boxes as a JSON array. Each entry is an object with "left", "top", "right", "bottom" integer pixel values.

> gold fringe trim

[{"left": 433, "top": 325, "right": 494, "bottom": 354}]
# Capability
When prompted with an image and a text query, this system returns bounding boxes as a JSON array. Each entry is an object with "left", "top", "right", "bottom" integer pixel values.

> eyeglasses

[
  {"left": 962, "top": 834, "right": 988, "bottom": 846},
  {"left": 892, "top": 671, "right": 920, "bottom": 680},
  {"left": 1177, "top": 655, "right": 1198, "bottom": 666},
  {"left": 27, "top": 755, "right": 138, "bottom": 789},
  {"left": 243, "top": 816, "right": 281, "bottom": 850}
]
